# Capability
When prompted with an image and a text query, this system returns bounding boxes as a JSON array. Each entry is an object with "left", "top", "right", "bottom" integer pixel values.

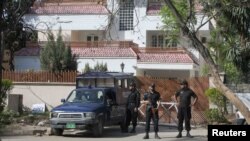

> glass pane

[
  {"left": 96, "top": 78, "right": 114, "bottom": 87},
  {"left": 87, "top": 36, "right": 92, "bottom": 41},
  {"left": 94, "top": 36, "right": 98, "bottom": 41}
]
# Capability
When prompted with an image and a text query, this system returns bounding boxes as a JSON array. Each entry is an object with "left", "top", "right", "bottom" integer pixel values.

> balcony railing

[
  {"left": 139, "top": 47, "right": 185, "bottom": 53},
  {"left": 26, "top": 41, "right": 138, "bottom": 48},
  {"left": 42, "top": 0, "right": 106, "bottom": 5}
]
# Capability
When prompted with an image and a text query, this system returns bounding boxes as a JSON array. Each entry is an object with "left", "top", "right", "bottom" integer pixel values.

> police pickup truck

[{"left": 50, "top": 72, "right": 134, "bottom": 137}]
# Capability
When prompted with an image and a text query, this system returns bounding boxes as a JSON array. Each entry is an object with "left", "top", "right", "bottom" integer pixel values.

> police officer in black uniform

[
  {"left": 124, "top": 82, "right": 141, "bottom": 133},
  {"left": 175, "top": 80, "right": 198, "bottom": 138},
  {"left": 142, "top": 83, "right": 161, "bottom": 139}
]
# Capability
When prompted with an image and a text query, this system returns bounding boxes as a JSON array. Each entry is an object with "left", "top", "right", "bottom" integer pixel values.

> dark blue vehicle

[{"left": 50, "top": 72, "right": 134, "bottom": 137}]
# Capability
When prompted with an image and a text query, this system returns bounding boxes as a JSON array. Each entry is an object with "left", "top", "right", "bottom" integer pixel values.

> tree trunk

[
  {"left": 164, "top": 0, "right": 250, "bottom": 123},
  {"left": 0, "top": 2, "right": 4, "bottom": 105}
]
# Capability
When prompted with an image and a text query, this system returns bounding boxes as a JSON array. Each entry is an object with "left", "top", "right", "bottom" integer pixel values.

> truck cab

[{"left": 50, "top": 72, "right": 134, "bottom": 137}]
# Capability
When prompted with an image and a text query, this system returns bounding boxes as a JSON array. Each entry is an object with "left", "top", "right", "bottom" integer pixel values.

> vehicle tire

[
  {"left": 92, "top": 118, "right": 104, "bottom": 137},
  {"left": 52, "top": 128, "right": 63, "bottom": 136}
]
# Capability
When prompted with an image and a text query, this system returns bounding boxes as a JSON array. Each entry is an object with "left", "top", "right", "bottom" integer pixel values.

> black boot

[
  {"left": 186, "top": 131, "right": 193, "bottom": 138},
  {"left": 176, "top": 132, "right": 182, "bottom": 138},
  {"left": 143, "top": 132, "right": 149, "bottom": 139},
  {"left": 130, "top": 126, "right": 136, "bottom": 133},
  {"left": 154, "top": 132, "right": 161, "bottom": 139}
]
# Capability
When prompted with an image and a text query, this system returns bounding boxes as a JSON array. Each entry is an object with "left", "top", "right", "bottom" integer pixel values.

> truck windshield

[{"left": 66, "top": 89, "right": 104, "bottom": 103}]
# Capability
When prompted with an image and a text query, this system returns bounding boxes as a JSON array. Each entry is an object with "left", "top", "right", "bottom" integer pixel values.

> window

[
  {"left": 87, "top": 35, "right": 98, "bottom": 42},
  {"left": 87, "top": 35, "right": 99, "bottom": 47},
  {"left": 151, "top": 35, "right": 177, "bottom": 47},
  {"left": 119, "top": 0, "right": 134, "bottom": 31}
]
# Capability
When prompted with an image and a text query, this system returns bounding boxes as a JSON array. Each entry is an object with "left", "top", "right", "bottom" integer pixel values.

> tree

[
  {"left": 162, "top": 0, "right": 250, "bottom": 123},
  {"left": 83, "top": 62, "right": 108, "bottom": 73},
  {"left": 0, "top": 79, "right": 13, "bottom": 113},
  {"left": 0, "top": 0, "right": 36, "bottom": 70},
  {"left": 40, "top": 29, "right": 77, "bottom": 72},
  {"left": 205, "top": 88, "right": 227, "bottom": 114},
  {"left": 0, "top": 0, "right": 35, "bottom": 112}
]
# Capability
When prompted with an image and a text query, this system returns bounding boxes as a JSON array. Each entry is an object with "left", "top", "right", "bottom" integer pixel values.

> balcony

[
  {"left": 26, "top": 41, "right": 138, "bottom": 48},
  {"left": 41, "top": 0, "right": 106, "bottom": 5}
]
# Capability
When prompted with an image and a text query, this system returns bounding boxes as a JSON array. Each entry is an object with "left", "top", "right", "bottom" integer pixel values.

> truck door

[{"left": 105, "top": 89, "right": 121, "bottom": 123}]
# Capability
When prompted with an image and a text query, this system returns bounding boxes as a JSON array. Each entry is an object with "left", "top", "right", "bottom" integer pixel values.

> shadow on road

[{"left": 62, "top": 124, "right": 178, "bottom": 138}]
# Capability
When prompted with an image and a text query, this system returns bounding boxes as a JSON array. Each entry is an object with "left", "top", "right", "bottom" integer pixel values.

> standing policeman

[
  {"left": 142, "top": 83, "right": 161, "bottom": 139},
  {"left": 175, "top": 80, "right": 198, "bottom": 138},
  {"left": 124, "top": 82, "right": 141, "bottom": 133}
]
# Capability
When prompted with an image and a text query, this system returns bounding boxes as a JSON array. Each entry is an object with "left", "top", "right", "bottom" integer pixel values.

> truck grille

[{"left": 59, "top": 114, "right": 82, "bottom": 118}]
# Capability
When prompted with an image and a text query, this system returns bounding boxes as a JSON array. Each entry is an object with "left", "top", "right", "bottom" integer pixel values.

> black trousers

[
  {"left": 177, "top": 106, "right": 191, "bottom": 132},
  {"left": 145, "top": 106, "right": 159, "bottom": 132},
  {"left": 125, "top": 108, "right": 138, "bottom": 128},
  {"left": 236, "top": 119, "right": 246, "bottom": 125}
]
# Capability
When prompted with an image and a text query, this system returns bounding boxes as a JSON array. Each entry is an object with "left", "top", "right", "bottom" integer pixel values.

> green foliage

[
  {"left": 200, "top": 0, "right": 250, "bottom": 82},
  {"left": 0, "top": 79, "right": 13, "bottom": 112},
  {"left": 205, "top": 108, "right": 228, "bottom": 123},
  {"left": 207, "top": 29, "right": 243, "bottom": 83},
  {"left": 160, "top": 0, "right": 196, "bottom": 43},
  {"left": 205, "top": 88, "right": 225, "bottom": 108},
  {"left": 83, "top": 63, "right": 92, "bottom": 73},
  {"left": 0, "top": 0, "right": 36, "bottom": 70},
  {"left": 40, "top": 29, "right": 77, "bottom": 72},
  {"left": 201, "top": 64, "right": 210, "bottom": 76},
  {"left": 0, "top": 109, "right": 16, "bottom": 127},
  {"left": 223, "top": 62, "right": 241, "bottom": 84},
  {"left": 83, "top": 62, "right": 108, "bottom": 73},
  {"left": 94, "top": 62, "right": 108, "bottom": 72}
]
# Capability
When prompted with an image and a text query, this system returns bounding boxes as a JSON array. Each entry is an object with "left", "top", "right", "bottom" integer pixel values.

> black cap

[{"left": 180, "top": 80, "right": 188, "bottom": 85}]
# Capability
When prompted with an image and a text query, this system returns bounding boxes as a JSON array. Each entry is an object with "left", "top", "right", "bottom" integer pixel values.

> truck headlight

[
  {"left": 50, "top": 112, "right": 58, "bottom": 118},
  {"left": 84, "top": 112, "right": 95, "bottom": 118}
]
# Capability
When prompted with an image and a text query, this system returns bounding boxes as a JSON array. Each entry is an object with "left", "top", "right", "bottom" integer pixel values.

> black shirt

[
  {"left": 175, "top": 87, "right": 197, "bottom": 108},
  {"left": 126, "top": 90, "right": 140, "bottom": 109},
  {"left": 144, "top": 91, "right": 161, "bottom": 108}
]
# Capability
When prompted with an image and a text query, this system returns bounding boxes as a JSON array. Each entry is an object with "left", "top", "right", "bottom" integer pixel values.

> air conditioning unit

[{"left": 8, "top": 94, "right": 23, "bottom": 114}]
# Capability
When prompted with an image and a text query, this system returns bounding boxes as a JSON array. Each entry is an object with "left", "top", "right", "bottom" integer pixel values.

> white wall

[
  {"left": 108, "top": 0, "right": 163, "bottom": 47},
  {"left": 137, "top": 63, "right": 195, "bottom": 70},
  {"left": 10, "top": 83, "right": 75, "bottom": 111},
  {"left": 77, "top": 57, "right": 137, "bottom": 74},
  {"left": 24, "top": 0, "right": 211, "bottom": 48},
  {"left": 14, "top": 56, "right": 41, "bottom": 71},
  {"left": 24, "top": 14, "right": 108, "bottom": 31},
  {"left": 107, "top": 0, "right": 211, "bottom": 47}
]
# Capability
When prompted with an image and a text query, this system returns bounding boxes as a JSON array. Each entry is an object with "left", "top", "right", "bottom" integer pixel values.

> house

[{"left": 17, "top": 0, "right": 211, "bottom": 79}]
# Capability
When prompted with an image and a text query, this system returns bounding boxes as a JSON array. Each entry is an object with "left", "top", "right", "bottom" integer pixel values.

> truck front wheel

[
  {"left": 92, "top": 118, "right": 103, "bottom": 137},
  {"left": 52, "top": 128, "right": 64, "bottom": 136}
]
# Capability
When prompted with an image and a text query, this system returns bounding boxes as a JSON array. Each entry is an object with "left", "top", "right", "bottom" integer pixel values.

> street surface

[{"left": 1, "top": 125, "right": 207, "bottom": 141}]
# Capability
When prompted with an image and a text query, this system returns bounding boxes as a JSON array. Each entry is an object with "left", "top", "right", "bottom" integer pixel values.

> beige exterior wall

[
  {"left": 38, "top": 30, "right": 71, "bottom": 41},
  {"left": 9, "top": 83, "right": 75, "bottom": 111}
]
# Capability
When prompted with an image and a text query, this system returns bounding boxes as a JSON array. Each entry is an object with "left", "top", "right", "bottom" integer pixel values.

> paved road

[{"left": 1, "top": 125, "right": 208, "bottom": 141}]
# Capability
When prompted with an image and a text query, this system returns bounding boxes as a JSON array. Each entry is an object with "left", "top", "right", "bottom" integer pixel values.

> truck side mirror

[{"left": 61, "top": 99, "right": 66, "bottom": 103}]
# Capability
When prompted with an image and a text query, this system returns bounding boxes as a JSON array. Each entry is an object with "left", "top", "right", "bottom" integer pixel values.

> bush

[
  {"left": 205, "top": 108, "right": 228, "bottom": 123},
  {"left": 0, "top": 79, "right": 13, "bottom": 112},
  {"left": 0, "top": 109, "right": 17, "bottom": 127},
  {"left": 205, "top": 88, "right": 227, "bottom": 114}
]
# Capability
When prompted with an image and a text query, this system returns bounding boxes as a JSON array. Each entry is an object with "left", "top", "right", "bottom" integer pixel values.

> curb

[
  {"left": 0, "top": 127, "right": 49, "bottom": 136},
  {"left": 0, "top": 130, "right": 33, "bottom": 136}
]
